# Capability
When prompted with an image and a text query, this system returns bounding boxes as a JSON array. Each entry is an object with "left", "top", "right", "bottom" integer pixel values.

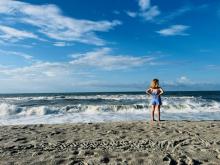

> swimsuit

[{"left": 151, "top": 89, "right": 162, "bottom": 105}]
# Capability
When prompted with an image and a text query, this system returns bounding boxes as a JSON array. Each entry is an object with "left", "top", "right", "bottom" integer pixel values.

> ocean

[{"left": 0, "top": 91, "right": 220, "bottom": 125}]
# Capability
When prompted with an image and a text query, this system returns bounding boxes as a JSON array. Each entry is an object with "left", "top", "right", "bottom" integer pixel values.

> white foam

[
  {"left": 2, "top": 111, "right": 220, "bottom": 125},
  {"left": 0, "top": 94, "right": 147, "bottom": 102},
  {"left": 20, "top": 106, "right": 59, "bottom": 116},
  {"left": 0, "top": 103, "right": 59, "bottom": 117},
  {"left": 0, "top": 103, "right": 21, "bottom": 116},
  {"left": 0, "top": 94, "right": 220, "bottom": 125},
  {"left": 1, "top": 96, "right": 220, "bottom": 117}
]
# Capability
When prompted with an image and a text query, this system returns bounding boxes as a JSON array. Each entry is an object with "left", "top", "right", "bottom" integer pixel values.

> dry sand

[{"left": 0, "top": 121, "right": 220, "bottom": 165}]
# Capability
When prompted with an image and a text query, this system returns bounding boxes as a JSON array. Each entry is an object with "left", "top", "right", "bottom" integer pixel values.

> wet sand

[{"left": 0, "top": 121, "right": 220, "bottom": 165}]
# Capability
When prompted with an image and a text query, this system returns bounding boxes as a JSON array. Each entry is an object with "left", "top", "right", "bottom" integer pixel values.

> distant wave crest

[{"left": 0, "top": 95, "right": 220, "bottom": 117}]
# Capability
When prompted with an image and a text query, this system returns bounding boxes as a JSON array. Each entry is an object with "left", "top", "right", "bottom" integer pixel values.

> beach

[
  {"left": 0, "top": 0, "right": 220, "bottom": 164},
  {"left": 1, "top": 121, "right": 220, "bottom": 164}
]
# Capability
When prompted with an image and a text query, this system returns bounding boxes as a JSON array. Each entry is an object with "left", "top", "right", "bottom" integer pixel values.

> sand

[{"left": 0, "top": 121, "right": 220, "bottom": 165}]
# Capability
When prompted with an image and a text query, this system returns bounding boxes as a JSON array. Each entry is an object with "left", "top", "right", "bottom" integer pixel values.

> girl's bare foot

[
  {"left": 150, "top": 120, "right": 154, "bottom": 127},
  {"left": 157, "top": 120, "right": 160, "bottom": 126}
]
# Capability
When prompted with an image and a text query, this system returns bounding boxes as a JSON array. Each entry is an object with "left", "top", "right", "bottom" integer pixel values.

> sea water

[{"left": 0, "top": 91, "right": 220, "bottom": 125}]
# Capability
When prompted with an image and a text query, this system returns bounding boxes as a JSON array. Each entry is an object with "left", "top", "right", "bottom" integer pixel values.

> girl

[{"left": 146, "top": 79, "right": 164, "bottom": 125}]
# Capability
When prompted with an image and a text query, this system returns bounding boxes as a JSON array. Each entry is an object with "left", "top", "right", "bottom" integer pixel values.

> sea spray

[{"left": 0, "top": 91, "right": 220, "bottom": 125}]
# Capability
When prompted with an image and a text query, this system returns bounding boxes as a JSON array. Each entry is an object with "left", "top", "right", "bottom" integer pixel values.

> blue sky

[{"left": 0, "top": 0, "right": 220, "bottom": 93}]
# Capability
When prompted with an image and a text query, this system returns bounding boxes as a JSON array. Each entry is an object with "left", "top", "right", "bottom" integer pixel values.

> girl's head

[{"left": 150, "top": 79, "right": 159, "bottom": 88}]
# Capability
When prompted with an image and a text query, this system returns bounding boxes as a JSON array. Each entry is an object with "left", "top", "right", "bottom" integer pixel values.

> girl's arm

[
  {"left": 159, "top": 87, "right": 164, "bottom": 95},
  {"left": 146, "top": 88, "right": 152, "bottom": 95}
]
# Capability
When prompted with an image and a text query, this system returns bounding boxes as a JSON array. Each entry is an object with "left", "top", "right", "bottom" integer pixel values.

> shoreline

[{"left": 1, "top": 121, "right": 220, "bottom": 164}]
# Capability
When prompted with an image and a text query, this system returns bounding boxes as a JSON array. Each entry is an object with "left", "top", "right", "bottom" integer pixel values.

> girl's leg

[
  {"left": 155, "top": 105, "right": 161, "bottom": 123},
  {"left": 150, "top": 105, "right": 155, "bottom": 127},
  {"left": 151, "top": 105, "right": 155, "bottom": 121}
]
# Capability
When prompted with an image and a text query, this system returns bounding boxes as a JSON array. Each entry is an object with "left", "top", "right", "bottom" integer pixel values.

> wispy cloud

[
  {"left": 138, "top": 0, "right": 151, "bottom": 11},
  {"left": 206, "top": 64, "right": 220, "bottom": 70},
  {"left": 70, "top": 47, "right": 155, "bottom": 70},
  {"left": 127, "top": 1, "right": 208, "bottom": 25},
  {"left": 0, "top": 0, "right": 121, "bottom": 46},
  {"left": 0, "top": 49, "right": 33, "bottom": 60},
  {"left": 158, "top": 4, "right": 208, "bottom": 24},
  {"left": 126, "top": 11, "right": 138, "bottom": 18},
  {"left": 0, "top": 53, "right": 218, "bottom": 92},
  {"left": 0, "top": 61, "right": 84, "bottom": 93},
  {"left": 0, "top": 61, "right": 71, "bottom": 80},
  {"left": 70, "top": 77, "right": 220, "bottom": 91},
  {"left": 163, "top": 83, "right": 220, "bottom": 91},
  {"left": 53, "top": 42, "right": 70, "bottom": 47},
  {"left": 72, "top": 81, "right": 146, "bottom": 91},
  {"left": 0, "top": 25, "right": 38, "bottom": 42},
  {"left": 126, "top": 0, "right": 160, "bottom": 21},
  {"left": 156, "top": 25, "right": 190, "bottom": 36},
  {"left": 0, "top": 47, "right": 157, "bottom": 91},
  {"left": 177, "top": 76, "right": 191, "bottom": 84},
  {"left": 140, "top": 6, "right": 160, "bottom": 21},
  {"left": 161, "top": 76, "right": 220, "bottom": 91},
  {"left": 159, "top": 6, "right": 192, "bottom": 23}
]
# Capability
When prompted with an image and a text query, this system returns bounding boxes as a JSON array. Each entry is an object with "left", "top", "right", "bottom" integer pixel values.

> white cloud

[
  {"left": 0, "top": 47, "right": 157, "bottom": 85},
  {"left": 206, "top": 64, "right": 220, "bottom": 70},
  {"left": 0, "top": 54, "right": 219, "bottom": 92},
  {"left": 70, "top": 48, "right": 155, "bottom": 70},
  {"left": 140, "top": 6, "right": 160, "bottom": 21},
  {"left": 0, "top": 47, "right": 157, "bottom": 83},
  {"left": 157, "top": 25, "right": 190, "bottom": 36},
  {"left": 160, "top": 76, "right": 192, "bottom": 88},
  {"left": 0, "top": 62, "right": 66, "bottom": 92},
  {"left": 71, "top": 81, "right": 146, "bottom": 90},
  {"left": 0, "top": 49, "right": 33, "bottom": 60},
  {"left": 158, "top": 4, "right": 208, "bottom": 24},
  {"left": 126, "top": 11, "right": 138, "bottom": 18},
  {"left": 138, "top": 0, "right": 151, "bottom": 11},
  {"left": 0, "top": 25, "right": 38, "bottom": 41},
  {"left": 0, "top": 0, "right": 121, "bottom": 45},
  {"left": 53, "top": 42, "right": 68, "bottom": 47},
  {"left": 0, "top": 62, "right": 70, "bottom": 80},
  {"left": 0, "top": 59, "right": 97, "bottom": 93},
  {"left": 126, "top": 0, "right": 160, "bottom": 21},
  {"left": 163, "top": 6, "right": 192, "bottom": 22},
  {"left": 162, "top": 83, "right": 220, "bottom": 91},
  {"left": 177, "top": 76, "right": 191, "bottom": 84}
]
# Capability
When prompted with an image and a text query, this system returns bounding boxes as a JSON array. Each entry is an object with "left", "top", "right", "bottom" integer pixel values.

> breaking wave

[
  {"left": 0, "top": 92, "right": 220, "bottom": 125},
  {"left": 0, "top": 96, "right": 220, "bottom": 117}
]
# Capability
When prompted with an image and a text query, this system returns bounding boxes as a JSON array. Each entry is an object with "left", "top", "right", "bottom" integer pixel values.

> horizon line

[{"left": 0, "top": 90, "right": 219, "bottom": 95}]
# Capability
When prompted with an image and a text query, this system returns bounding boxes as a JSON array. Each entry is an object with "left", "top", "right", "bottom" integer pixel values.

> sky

[{"left": 0, "top": 0, "right": 220, "bottom": 93}]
